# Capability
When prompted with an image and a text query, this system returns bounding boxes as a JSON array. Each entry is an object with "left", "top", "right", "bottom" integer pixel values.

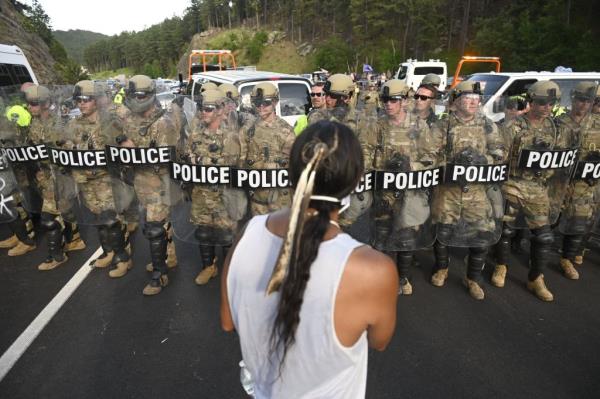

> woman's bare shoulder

[{"left": 345, "top": 245, "right": 398, "bottom": 287}]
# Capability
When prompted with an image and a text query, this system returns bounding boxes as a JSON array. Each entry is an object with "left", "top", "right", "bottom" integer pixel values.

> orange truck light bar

[
  {"left": 451, "top": 56, "right": 501, "bottom": 88},
  {"left": 188, "top": 50, "right": 237, "bottom": 77}
]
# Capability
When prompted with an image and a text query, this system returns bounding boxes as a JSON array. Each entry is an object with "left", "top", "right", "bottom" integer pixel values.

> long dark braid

[{"left": 269, "top": 120, "right": 363, "bottom": 370}]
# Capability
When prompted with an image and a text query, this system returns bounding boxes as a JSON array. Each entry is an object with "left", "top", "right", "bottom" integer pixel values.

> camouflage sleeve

[
  {"left": 154, "top": 115, "right": 177, "bottom": 147},
  {"left": 425, "top": 119, "right": 447, "bottom": 167},
  {"left": 555, "top": 117, "right": 578, "bottom": 149},
  {"left": 357, "top": 115, "right": 379, "bottom": 170},
  {"left": 223, "top": 131, "right": 242, "bottom": 167},
  {"left": 280, "top": 122, "right": 296, "bottom": 159},
  {"left": 484, "top": 118, "right": 506, "bottom": 163}
]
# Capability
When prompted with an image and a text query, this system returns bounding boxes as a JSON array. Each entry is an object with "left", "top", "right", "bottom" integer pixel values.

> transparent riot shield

[
  {"left": 171, "top": 106, "right": 246, "bottom": 246},
  {"left": 244, "top": 104, "right": 295, "bottom": 216},
  {"left": 558, "top": 110, "right": 600, "bottom": 235},
  {"left": 50, "top": 106, "right": 122, "bottom": 226},
  {"left": 108, "top": 104, "right": 181, "bottom": 226},
  {"left": 0, "top": 152, "right": 19, "bottom": 223},
  {"left": 371, "top": 111, "right": 442, "bottom": 251},
  {"left": 0, "top": 85, "right": 43, "bottom": 214},
  {"left": 434, "top": 109, "right": 508, "bottom": 247},
  {"left": 504, "top": 116, "right": 579, "bottom": 230}
]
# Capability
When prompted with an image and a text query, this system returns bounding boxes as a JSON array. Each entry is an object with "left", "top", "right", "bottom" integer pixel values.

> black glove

[
  {"left": 385, "top": 152, "right": 411, "bottom": 172},
  {"left": 455, "top": 146, "right": 487, "bottom": 166}
]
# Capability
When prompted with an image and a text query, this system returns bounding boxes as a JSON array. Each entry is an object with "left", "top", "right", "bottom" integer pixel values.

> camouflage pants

[
  {"left": 562, "top": 181, "right": 599, "bottom": 221},
  {"left": 79, "top": 174, "right": 115, "bottom": 215},
  {"left": 433, "top": 185, "right": 495, "bottom": 232},
  {"left": 502, "top": 178, "right": 550, "bottom": 229},
  {"left": 36, "top": 168, "right": 60, "bottom": 215},
  {"left": 133, "top": 169, "right": 171, "bottom": 223},
  {"left": 190, "top": 186, "right": 236, "bottom": 229}
]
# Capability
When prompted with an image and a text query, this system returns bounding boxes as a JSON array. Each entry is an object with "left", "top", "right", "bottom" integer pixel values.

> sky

[{"left": 32, "top": 0, "right": 191, "bottom": 36}]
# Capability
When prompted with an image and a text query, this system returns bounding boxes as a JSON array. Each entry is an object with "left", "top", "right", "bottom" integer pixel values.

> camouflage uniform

[
  {"left": 182, "top": 89, "right": 244, "bottom": 284},
  {"left": 244, "top": 83, "right": 295, "bottom": 216},
  {"left": 117, "top": 75, "right": 178, "bottom": 295},
  {"left": 430, "top": 81, "right": 506, "bottom": 300}
]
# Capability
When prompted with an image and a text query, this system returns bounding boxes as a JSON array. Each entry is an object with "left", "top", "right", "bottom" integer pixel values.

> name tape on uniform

[
  {"left": 106, "top": 145, "right": 174, "bottom": 165},
  {"left": 170, "top": 162, "right": 231, "bottom": 184},
  {"left": 0, "top": 145, "right": 48, "bottom": 162},
  {"left": 376, "top": 168, "right": 443, "bottom": 191},
  {"left": 574, "top": 161, "right": 600, "bottom": 181},
  {"left": 518, "top": 149, "right": 578, "bottom": 170},
  {"left": 48, "top": 148, "right": 107, "bottom": 168},
  {"left": 445, "top": 164, "right": 509, "bottom": 184}
]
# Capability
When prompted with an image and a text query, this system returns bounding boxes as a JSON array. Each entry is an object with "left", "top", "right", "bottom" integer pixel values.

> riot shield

[
  {"left": 0, "top": 152, "right": 20, "bottom": 223},
  {"left": 371, "top": 111, "right": 443, "bottom": 251},
  {"left": 434, "top": 111, "right": 508, "bottom": 247},
  {"left": 171, "top": 106, "right": 246, "bottom": 246},
  {"left": 243, "top": 107, "right": 295, "bottom": 216},
  {"left": 0, "top": 85, "right": 43, "bottom": 214},
  {"left": 559, "top": 110, "right": 600, "bottom": 235},
  {"left": 503, "top": 116, "right": 578, "bottom": 230},
  {"left": 108, "top": 104, "right": 180, "bottom": 225},
  {"left": 50, "top": 104, "right": 122, "bottom": 226}
]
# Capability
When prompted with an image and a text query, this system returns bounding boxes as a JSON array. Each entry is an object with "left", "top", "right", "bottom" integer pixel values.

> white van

[
  {"left": 190, "top": 70, "right": 311, "bottom": 127},
  {"left": 465, "top": 71, "right": 600, "bottom": 122},
  {"left": 0, "top": 44, "right": 38, "bottom": 89},
  {"left": 395, "top": 59, "right": 447, "bottom": 91}
]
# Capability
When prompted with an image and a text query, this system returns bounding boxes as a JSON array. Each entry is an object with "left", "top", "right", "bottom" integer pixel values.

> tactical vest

[
  {"left": 509, "top": 116, "right": 558, "bottom": 180},
  {"left": 245, "top": 117, "right": 291, "bottom": 169}
]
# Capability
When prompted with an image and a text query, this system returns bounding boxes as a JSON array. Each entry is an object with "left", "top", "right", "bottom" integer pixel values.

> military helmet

[
  {"left": 201, "top": 81, "right": 218, "bottom": 92},
  {"left": 251, "top": 82, "right": 279, "bottom": 99},
  {"left": 125, "top": 75, "right": 156, "bottom": 113},
  {"left": 380, "top": 79, "right": 410, "bottom": 99},
  {"left": 218, "top": 83, "right": 239, "bottom": 100},
  {"left": 571, "top": 81, "right": 597, "bottom": 100},
  {"left": 324, "top": 74, "right": 354, "bottom": 97},
  {"left": 73, "top": 80, "right": 97, "bottom": 99},
  {"left": 24, "top": 85, "right": 51, "bottom": 104},
  {"left": 452, "top": 81, "right": 482, "bottom": 98},
  {"left": 527, "top": 81, "right": 561, "bottom": 102},
  {"left": 421, "top": 73, "right": 441, "bottom": 87},
  {"left": 201, "top": 89, "right": 225, "bottom": 106}
]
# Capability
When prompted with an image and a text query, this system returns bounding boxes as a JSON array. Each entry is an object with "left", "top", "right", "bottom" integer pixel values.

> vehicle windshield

[
  {"left": 466, "top": 74, "right": 509, "bottom": 97},
  {"left": 397, "top": 66, "right": 408, "bottom": 80},
  {"left": 414, "top": 67, "right": 444, "bottom": 76}
]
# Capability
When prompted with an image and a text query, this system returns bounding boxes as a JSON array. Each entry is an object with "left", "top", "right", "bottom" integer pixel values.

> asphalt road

[{"left": 1, "top": 220, "right": 600, "bottom": 399}]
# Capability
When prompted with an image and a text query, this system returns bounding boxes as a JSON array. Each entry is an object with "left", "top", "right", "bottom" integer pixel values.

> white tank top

[{"left": 228, "top": 215, "right": 368, "bottom": 399}]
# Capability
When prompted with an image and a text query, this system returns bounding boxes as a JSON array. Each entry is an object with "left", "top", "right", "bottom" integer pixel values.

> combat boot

[
  {"left": 108, "top": 259, "right": 133, "bottom": 278},
  {"left": 491, "top": 264, "right": 507, "bottom": 287},
  {"left": 559, "top": 258, "right": 579, "bottom": 280},
  {"left": 143, "top": 273, "right": 169, "bottom": 296},
  {"left": 8, "top": 240, "right": 36, "bottom": 256},
  {"left": 464, "top": 278, "right": 485, "bottom": 300},
  {"left": 38, "top": 254, "right": 68, "bottom": 271},
  {"left": 93, "top": 251, "right": 114, "bottom": 268},
  {"left": 431, "top": 268, "right": 448, "bottom": 287},
  {"left": 398, "top": 278, "right": 413, "bottom": 295},
  {"left": 0, "top": 234, "right": 18, "bottom": 249},
  {"left": 574, "top": 255, "right": 584, "bottom": 265},
  {"left": 64, "top": 237, "right": 86, "bottom": 252},
  {"left": 195, "top": 261, "right": 218, "bottom": 285},
  {"left": 527, "top": 275, "right": 554, "bottom": 302},
  {"left": 91, "top": 225, "right": 113, "bottom": 268},
  {"left": 166, "top": 239, "right": 177, "bottom": 268}
]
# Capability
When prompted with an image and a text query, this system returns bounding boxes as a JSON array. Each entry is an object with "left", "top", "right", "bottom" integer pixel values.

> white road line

[{"left": 0, "top": 246, "right": 102, "bottom": 382}]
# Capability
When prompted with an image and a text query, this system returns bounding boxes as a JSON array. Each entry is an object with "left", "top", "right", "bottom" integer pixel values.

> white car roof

[
  {"left": 472, "top": 71, "right": 600, "bottom": 78},
  {"left": 191, "top": 70, "right": 310, "bottom": 85}
]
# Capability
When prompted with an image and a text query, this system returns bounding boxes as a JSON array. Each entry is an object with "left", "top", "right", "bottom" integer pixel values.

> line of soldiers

[{"left": 1, "top": 73, "right": 599, "bottom": 302}]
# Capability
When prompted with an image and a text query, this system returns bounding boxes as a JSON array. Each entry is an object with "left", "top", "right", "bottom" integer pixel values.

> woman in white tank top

[{"left": 220, "top": 121, "right": 399, "bottom": 398}]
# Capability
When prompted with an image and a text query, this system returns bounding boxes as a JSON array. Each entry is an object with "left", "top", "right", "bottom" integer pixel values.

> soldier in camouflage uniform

[
  {"left": 373, "top": 80, "right": 440, "bottom": 295},
  {"left": 218, "top": 82, "right": 256, "bottom": 165},
  {"left": 26, "top": 85, "right": 86, "bottom": 270},
  {"left": 244, "top": 82, "right": 295, "bottom": 215},
  {"left": 430, "top": 81, "right": 506, "bottom": 300},
  {"left": 307, "top": 74, "right": 356, "bottom": 126},
  {"left": 0, "top": 86, "right": 36, "bottom": 256},
  {"left": 361, "top": 82, "right": 381, "bottom": 114},
  {"left": 181, "top": 89, "right": 243, "bottom": 285},
  {"left": 64, "top": 80, "right": 131, "bottom": 277},
  {"left": 117, "top": 75, "right": 178, "bottom": 295},
  {"left": 557, "top": 82, "right": 599, "bottom": 278},
  {"left": 492, "top": 81, "right": 576, "bottom": 301}
]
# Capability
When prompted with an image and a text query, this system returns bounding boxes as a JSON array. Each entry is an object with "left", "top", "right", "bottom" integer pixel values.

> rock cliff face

[{"left": 0, "top": 0, "right": 61, "bottom": 83}]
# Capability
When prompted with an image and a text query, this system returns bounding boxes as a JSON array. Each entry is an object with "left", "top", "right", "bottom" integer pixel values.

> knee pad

[
  {"left": 143, "top": 221, "right": 166, "bottom": 240},
  {"left": 436, "top": 224, "right": 453, "bottom": 242},
  {"left": 501, "top": 224, "right": 516, "bottom": 239},
  {"left": 194, "top": 225, "right": 214, "bottom": 242},
  {"left": 469, "top": 246, "right": 488, "bottom": 262},
  {"left": 531, "top": 226, "right": 554, "bottom": 245},
  {"left": 40, "top": 213, "right": 60, "bottom": 230}
]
